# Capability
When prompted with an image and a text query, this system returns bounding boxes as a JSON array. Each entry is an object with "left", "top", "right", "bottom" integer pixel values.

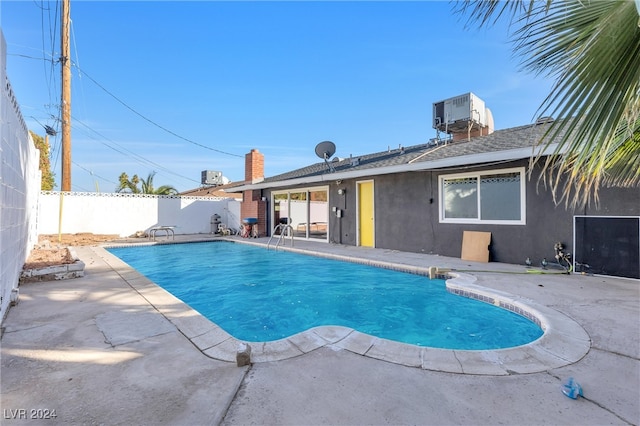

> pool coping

[{"left": 97, "top": 240, "right": 591, "bottom": 375}]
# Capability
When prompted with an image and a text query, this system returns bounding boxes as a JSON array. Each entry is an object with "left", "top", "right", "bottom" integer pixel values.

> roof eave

[{"left": 230, "top": 143, "right": 561, "bottom": 192}]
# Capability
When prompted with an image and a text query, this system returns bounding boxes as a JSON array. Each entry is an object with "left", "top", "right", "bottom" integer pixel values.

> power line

[
  {"left": 13, "top": 52, "right": 245, "bottom": 161},
  {"left": 27, "top": 77, "right": 202, "bottom": 188},
  {"left": 30, "top": 115, "right": 61, "bottom": 171},
  {"left": 12, "top": 3, "right": 242, "bottom": 190},
  {"left": 17, "top": 60, "right": 201, "bottom": 189},
  {"left": 70, "top": 114, "right": 201, "bottom": 185},
  {"left": 36, "top": 111, "right": 201, "bottom": 190},
  {"left": 42, "top": 0, "right": 58, "bottom": 110},
  {"left": 74, "top": 65, "right": 244, "bottom": 158},
  {"left": 72, "top": 160, "right": 116, "bottom": 185}
]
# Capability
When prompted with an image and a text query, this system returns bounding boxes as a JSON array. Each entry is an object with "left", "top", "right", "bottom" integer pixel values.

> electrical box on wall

[{"left": 336, "top": 209, "right": 342, "bottom": 218}]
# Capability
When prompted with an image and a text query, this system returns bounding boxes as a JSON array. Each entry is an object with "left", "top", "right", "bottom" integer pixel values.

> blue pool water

[{"left": 107, "top": 242, "right": 543, "bottom": 350}]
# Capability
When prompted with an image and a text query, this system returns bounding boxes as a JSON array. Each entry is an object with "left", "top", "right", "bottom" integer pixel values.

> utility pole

[{"left": 61, "top": 0, "right": 72, "bottom": 191}]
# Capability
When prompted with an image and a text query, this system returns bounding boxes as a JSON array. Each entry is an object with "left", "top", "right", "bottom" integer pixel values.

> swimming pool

[{"left": 107, "top": 241, "right": 543, "bottom": 350}]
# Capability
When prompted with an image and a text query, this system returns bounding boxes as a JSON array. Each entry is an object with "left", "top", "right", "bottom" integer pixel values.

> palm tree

[
  {"left": 116, "top": 172, "right": 141, "bottom": 193},
  {"left": 116, "top": 171, "right": 178, "bottom": 195},
  {"left": 455, "top": 0, "right": 640, "bottom": 208}
]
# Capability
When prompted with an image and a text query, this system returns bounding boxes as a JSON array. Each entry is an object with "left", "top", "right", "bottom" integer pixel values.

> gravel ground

[{"left": 24, "top": 233, "right": 121, "bottom": 269}]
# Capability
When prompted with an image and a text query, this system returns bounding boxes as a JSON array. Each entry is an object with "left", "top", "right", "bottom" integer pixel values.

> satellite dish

[
  {"left": 315, "top": 141, "right": 336, "bottom": 160},
  {"left": 314, "top": 141, "right": 337, "bottom": 173}
]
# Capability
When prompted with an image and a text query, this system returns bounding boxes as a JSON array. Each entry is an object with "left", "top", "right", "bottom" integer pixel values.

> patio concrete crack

[
  {"left": 452, "top": 350, "right": 464, "bottom": 373},
  {"left": 546, "top": 371, "right": 635, "bottom": 425},
  {"left": 590, "top": 345, "right": 639, "bottom": 361},
  {"left": 0, "top": 323, "right": 52, "bottom": 335},
  {"left": 219, "top": 363, "right": 252, "bottom": 425},
  {"left": 580, "top": 397, "right": 637, "bottom": 425}
]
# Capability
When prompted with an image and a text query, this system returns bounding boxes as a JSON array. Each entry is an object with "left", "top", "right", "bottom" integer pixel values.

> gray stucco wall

[
  {"left": 264, "top": 159, "right": 639, "bottom": 273},
  {"left": 371, "top": 159, "right": 638, "bottom": 267}
]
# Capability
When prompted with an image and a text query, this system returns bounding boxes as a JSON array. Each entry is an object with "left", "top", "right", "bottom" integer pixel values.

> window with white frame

[{"left": 439, "top": 167, "right": 525, "bottom": 224}]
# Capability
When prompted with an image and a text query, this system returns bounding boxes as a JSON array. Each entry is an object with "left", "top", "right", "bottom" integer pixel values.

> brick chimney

[
  {"left": 245, "top": 148, "right": 264, "bottom": 183},
  {"left": 241, "top": 149, "right": 266, "bottom": 236},
  {"left": 451, "top": 125, "right": 490, "bottom": 141}
]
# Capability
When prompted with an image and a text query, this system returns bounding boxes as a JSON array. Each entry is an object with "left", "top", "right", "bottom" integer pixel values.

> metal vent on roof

[{"left": 536, "top": 116, "right": 554, "bottom": 125}]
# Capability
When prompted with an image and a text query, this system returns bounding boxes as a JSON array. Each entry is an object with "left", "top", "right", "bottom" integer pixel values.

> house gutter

[{"left": 230, "top": 143, "right": 562, "bottom": 192}]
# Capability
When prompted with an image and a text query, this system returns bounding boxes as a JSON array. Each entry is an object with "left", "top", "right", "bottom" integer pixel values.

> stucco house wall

[
  {"left": 263, "top": 158, "right": 638, "bottom": 275},
  {"left": 371, "top": 161, "right": 568, "bottom": 264}
]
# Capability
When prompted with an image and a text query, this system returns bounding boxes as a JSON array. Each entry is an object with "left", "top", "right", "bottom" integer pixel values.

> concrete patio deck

[{"left": 1, "top": 235, "right": 638, "bottom": 425}]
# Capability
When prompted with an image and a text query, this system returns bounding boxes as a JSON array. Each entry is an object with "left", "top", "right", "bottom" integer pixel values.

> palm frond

[
  {"left": 452, "top": 0, "right": 547, "bottom": 28},
  {"left": 154, "top": 185, "right": 178, "bottom": 196},
  {"left": 523, "top": 1, "right": 640, "bottom": 207},
  {"left": 601, "top": 118, "right": 640, "bottom": 187},
  {"left": 458, "top": 0, "right": 640, "bottom": 208}
]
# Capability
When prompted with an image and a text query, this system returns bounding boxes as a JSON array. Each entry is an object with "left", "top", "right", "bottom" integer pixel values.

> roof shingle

[{"left": 261, "top": 121, "right": 559, "bottom": 184}]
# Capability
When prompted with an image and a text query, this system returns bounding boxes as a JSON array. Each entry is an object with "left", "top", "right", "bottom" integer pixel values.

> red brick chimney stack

[
  {"left": 245, "top": 148, "right": 264, "bottom": 183},
  {"left": 241, "top": 149, "right": 266, "bottom": 236}
]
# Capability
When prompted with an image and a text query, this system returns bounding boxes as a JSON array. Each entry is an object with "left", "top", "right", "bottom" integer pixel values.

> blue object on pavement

[{"left": 561, "top": 377, "right": 584, "bottom": 399}]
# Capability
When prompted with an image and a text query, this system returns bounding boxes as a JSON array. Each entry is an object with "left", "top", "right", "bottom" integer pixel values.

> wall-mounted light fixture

[{"left": 338, "top": 188, "right": 345, "bottom": 195}]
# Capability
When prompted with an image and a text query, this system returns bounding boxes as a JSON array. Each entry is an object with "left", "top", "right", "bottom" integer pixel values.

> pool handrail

[{"left": 267, "top": 224, "right": 294, "bottom": 250}]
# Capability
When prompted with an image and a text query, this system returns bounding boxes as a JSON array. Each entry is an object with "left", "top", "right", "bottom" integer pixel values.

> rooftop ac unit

[
  {"left": 433, "top": 92, "right": 487, "bottom": 133},
  {"left": 201, "top": 170, "right": 223, "bottom": 186}
]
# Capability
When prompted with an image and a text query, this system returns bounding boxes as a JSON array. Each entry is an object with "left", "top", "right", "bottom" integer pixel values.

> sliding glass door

[{"left": 272, "top": 187, "right": 328, "bottom": 241}]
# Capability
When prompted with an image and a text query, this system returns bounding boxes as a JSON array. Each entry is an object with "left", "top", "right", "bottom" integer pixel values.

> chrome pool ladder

[{"left": 267, "top": 224, "right": 294, "bottom": 250}]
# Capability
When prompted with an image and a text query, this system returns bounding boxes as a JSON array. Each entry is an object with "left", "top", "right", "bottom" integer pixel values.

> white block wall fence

[
  {"left": 1, "top": 31, "right": 41, "bottom": 322},
  {"left": 37, "top": 192, "right": 241, "bottom": 237}
]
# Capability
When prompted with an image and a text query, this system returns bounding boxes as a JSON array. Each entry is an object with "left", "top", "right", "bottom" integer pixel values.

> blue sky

[{"left": 1, "top": 1, "right": 552, "bottom": 193}]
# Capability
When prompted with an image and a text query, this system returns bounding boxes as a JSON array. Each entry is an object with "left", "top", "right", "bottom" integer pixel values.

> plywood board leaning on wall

[{"left": 461, "top": 231, "right": 491, "bottom": 262}]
